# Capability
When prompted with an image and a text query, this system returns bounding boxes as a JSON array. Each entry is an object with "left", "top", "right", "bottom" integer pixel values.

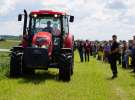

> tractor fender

[{"left": 64, "top": 33, "right": 74, "bottom": 49}]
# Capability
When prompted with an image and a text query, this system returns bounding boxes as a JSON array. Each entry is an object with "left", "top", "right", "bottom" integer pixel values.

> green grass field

[
  {"left": 0, "top": 40, "right": 20, "bottom": 49},
  {"left": 0, "top": 41, "right": 135, "bottom": 100}
]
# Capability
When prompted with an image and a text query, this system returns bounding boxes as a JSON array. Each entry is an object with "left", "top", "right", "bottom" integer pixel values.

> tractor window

[
  {"left": 63, "top": 16, "right": 69, "bottom": 36},
  {"left": 31, "top": 16, "right": 61, "bottom": 35}
]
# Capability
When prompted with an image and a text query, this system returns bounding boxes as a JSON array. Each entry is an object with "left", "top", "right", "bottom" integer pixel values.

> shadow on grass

[
  {"left": 130, "top": 74, "right": 135, "bottom": 78},
  {"left": 18, "top": 71, "right": 59, "bottom": 84},
  {"left": 2, "top": 67, "right": 70, "bottom": 84},
  {"left": 105, "top": 76, "right": 119, "bottom": 80},
  {"left": 106, "top": 77, "right": 115, "bottom": 80}
]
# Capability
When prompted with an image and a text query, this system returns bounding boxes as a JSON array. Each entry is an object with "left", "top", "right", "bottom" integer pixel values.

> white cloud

[
  {"left": 1, "top": 0, "right": 135, "bottom": 40},
  {"left": 106, "top": 0, "right": 127, "bottom": 10},
  {"left": 0, "top": 20, "right": 22, "bottom": 36},
  {"left": 0, "top": 0, "right": 19, "bottom": 16}
]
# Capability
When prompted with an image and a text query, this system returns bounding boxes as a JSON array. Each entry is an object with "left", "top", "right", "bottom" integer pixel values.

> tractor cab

[{"left": 18, "top": 10, "right": 74, "bottom": 51}]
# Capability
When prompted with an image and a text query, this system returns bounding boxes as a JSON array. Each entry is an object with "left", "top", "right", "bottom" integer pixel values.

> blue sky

[{"left": 0, "top": 0, "right": 135, "bottom": 40}]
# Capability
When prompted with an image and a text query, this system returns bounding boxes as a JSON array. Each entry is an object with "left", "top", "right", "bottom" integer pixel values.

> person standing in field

[
  {"left": 131, "top": 36, "right": 135, "bottom": 73},
  {"left": 78, "top": 40, "right": 84, "bottom": 62},
  {"left": 97, "top": 44, "right": 103, "bottom": 61},
  {"left": 103, "top": 42, "right": 111, "bottom": 62},
  {"left": 109, "top": 35, "right": 119, "bottom": 79},
  {"left": 122, "top": 41, "right": 128, "bottom": 68},
  {"left": 84, "top": 40, "right": 91, "bottom": 62},
  {"left": 92, "top": 42, "right": 97, "bottom": 57}
]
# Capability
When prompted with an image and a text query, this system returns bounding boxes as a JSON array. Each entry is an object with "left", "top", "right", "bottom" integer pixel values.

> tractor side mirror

[
  {"left": 69, "top": 16, "right": 74, "bottom": 22},
  {"left": 18, "top": 14, "right": 22, "bottom": 21}
]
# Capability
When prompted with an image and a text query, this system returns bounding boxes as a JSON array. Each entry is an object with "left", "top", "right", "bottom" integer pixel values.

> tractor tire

[
  {"left": 70, "top": 57, "right": 74, "bottom": 76},
  {"left": 59, "top": 64, "right": 71, "bottom": 81},
  {"left": 57, "top": 52, "right": 72, "bottom": 81},
  {"left": 71, "top": 63, "right": 73, "bottom": 76},
  {"left": 71, "top": 50, "right": 74, "bottom": 75},
  {"left": 10, "top": 55, "right": 22, "bottom": 77}
]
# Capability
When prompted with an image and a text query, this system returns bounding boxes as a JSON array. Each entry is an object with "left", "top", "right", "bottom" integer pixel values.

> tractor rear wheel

[{"left": 10, "top": 54, "right": 22, "bottom": 77}]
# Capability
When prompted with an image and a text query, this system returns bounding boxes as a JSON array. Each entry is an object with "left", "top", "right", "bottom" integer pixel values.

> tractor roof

[{"left": 31, "top": 10, "right": 66, "bottom": 15}]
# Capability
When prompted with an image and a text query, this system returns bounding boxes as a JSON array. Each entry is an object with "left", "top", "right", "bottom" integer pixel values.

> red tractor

[{"left": 10, "top": 10, "right": 74, "bottom": 81}]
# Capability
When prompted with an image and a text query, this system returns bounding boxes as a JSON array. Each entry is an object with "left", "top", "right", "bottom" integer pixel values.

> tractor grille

[{"left": 23, "top": 47, "right": 49, "bottom": 67}]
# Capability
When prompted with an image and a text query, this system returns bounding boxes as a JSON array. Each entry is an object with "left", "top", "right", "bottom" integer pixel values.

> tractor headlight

[
  {"left": 54, "top": 14, "right": 58, "bottom": 18},
  {"left": 32, "top": 44, "right": 38, "bottom": 48},
  {"left": 41, "top": 45, "right": 49, "bottom": 49},
  {"left": 33, "top": 14, "right": 37, "bottom": 18},
  {"left": 35, "top": 45, "right": 38, "bottom": 48},
  {"left": 32, "top": 44, "right": 49, "bottom": 48}
]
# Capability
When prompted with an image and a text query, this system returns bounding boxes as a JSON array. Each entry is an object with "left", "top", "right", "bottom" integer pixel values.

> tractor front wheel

[
  {"left": 10, "top": 54, "right": 22, "bottom": 77},
  {"left": 59, "top": 64, "right": 71, "bottom": 81}
]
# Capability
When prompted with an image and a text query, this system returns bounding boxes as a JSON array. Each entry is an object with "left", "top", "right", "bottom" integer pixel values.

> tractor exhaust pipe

[{"left": 23, "top": 9, "right": 27, "bottom": 36}]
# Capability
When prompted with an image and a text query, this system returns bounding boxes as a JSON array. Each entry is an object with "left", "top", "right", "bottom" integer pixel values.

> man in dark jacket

[
  {"left": 43, "top": 21, "right": 53, "bottom": 33},
  {"left": 109, "top": 35, "right": 119, "bottom": 79},
  {"left": 84, "top": 40, "right": 91, "bottom": 62},
  {"left": 131, "top": 36, "right": 135, "bottom": 73},
  {"left": 78, "top": 40, "right": 84, "bottom": 62}
]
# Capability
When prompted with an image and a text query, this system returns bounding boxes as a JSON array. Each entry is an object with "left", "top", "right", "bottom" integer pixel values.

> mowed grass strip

[{"left": 0, "top": 51, "right": 135, "bottom": 100}]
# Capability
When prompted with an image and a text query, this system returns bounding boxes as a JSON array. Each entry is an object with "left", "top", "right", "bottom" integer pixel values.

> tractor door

[
  {"left": 53, "top": 15, "right": 69, "bottom": 50},
  {"left": 62, "top": 16, "right": 69, "bottom": 39},
  {"left": 62, "top": 16, "right": 69, "bottom": 47}
]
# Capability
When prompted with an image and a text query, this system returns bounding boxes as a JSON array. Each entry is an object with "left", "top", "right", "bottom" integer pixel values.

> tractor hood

[{"left": 32, "top": 32, "right": 53, "bottom": 56}]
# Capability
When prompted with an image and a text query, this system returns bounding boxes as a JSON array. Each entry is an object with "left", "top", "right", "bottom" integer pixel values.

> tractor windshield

[{"left": 30, "top": 15, "right": 61, "bottom": 36}]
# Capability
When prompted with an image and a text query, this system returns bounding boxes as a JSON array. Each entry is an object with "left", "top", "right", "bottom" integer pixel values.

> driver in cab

[{"left": 43, "top": 21, "right": 53, "bottom": 33}]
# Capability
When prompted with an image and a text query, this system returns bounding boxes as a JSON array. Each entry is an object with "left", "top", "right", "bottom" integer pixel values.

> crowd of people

[{"left": 74, "top": 35, "right": 135, "bottom": 79}]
